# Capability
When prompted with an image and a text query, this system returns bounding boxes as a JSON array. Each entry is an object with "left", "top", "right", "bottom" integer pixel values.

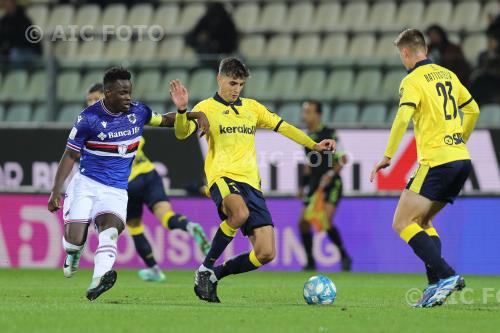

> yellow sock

[
  {"left": 425, "top": 227, "right": 439, "bottom": 237},
  {"left": 127, "top": 223, "right": 145, "bottom": 236},
  {"left": 249, "top": 250, "right": 262, "bottom": 267},
  {"left": 219, "top": 220, "right": 237, "bottom": 237},
  {"left": 160, "top": 211, "right": 176, "bottom": 229},
  {"left": 399, "top": 223, "right": 424, "bottom": 243}
]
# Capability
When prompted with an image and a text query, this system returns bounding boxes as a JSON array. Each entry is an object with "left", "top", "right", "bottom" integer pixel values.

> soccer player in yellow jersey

[
  {"left": 170, "top": 57, "right": 336, "bottom": 303},
  {"left": 86, "top": 83, "right": 210, "bottom": 283},
  {"left": 370, "top": 29, "right": 480, "bottom": 308}
]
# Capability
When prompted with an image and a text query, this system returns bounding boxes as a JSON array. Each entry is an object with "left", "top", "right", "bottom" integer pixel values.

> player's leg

[
  {"left": 393, "top": 189, "right": 455, "bottom": 280},
  {"left": 86, "top": 213, "right": 124, "bottom": 301},
  {"left": 213, "top": 225, "right": 275, "bottom": 281},
  {"left": 404, "top": 161, "right": 471, "bottom": 307},
  {"left": 324, "top": 203, "right": 352, "bottom": 272},
  {"left": 152, "top": 201, "right": 210, "bottom": 255},
  {"left": 201, "top": 184, "right": 275, "bottom": 302},
  {"left": 410, "top": 202, "right": 446, "bottom": 307},
  {"left": 144, "top": 170, "right": 210, "bottom": 254},
  {"left": 127, "top": 217, "right": 166, "bottom": 282},
  {"left": 62, "top": 223, "right": 89, "bottom": 278},
  {"left": 199, "top": 193, "right": 248, "bottom": 269},
  {"left": 86, "top": 185, "right": 128, "bottom": 301},
  {"left": 195, "top": 178, "right": 250, "bottom": 302},
  {"left": 126, "top": 174, "right": 166, "bottom": 282},
  {"left": 61, "top": 174, "right": 92, "bottom": 278},
  {"left": 421, "top": 203, "right": 446, "bottom": 286},
  {"left": 298, "top": 206, "right": 316, "bottom": 271}
]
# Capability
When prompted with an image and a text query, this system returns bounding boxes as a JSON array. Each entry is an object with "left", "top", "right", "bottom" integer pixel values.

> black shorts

[
  {"left": 127, "top": 170, "right": 170, "bottom": 220},
  {"left": 304, "top": 176, "right": 343, "bottom": 207},
  {"left": 210, "top": 177, "right": 273, "bottom": 237},
  {"left": 406, "top": 159, "right": 472, "bottom": 204}
]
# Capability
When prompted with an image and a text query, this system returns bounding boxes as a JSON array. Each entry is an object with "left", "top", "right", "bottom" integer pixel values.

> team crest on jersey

[
  {"left": 127, "top": 114, "right": 137, "bottom": 124},
  {"left": 101, "top": 121, "right": 107, "bottom": 128},
  {"left": 97, "top": 132, "right": 107, "bottom": 141},
  {"left": 77, "top": 115, "right": 83, "bottom": 123},
  {"left": 117, "top": 144, "right": 128, "bottom": 156}
]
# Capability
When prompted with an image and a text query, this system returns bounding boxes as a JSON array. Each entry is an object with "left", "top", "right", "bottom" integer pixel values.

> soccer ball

[{"left": 303, "top": 275, "right": 337, "bottom": 305}]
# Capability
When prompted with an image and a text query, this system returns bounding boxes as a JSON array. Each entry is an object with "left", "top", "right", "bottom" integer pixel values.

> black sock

[
  {"left": 408, "top": 231, "right": 455, "bottom": 279},
  {"left": 165, "top": 213, "right": 189, "bottom": 231},
  {"left": 327, "top": 225, "right": 349, "bottom": 258},
  {"left": 132, "top": 233, "right": 157, "bottom": 268},
  {"left": 213, "top": 251, "right": 260, "bottom": 280},
  {"left": 300, "top": 230, "right": 315, "bottom": 266},
  {"left": 425, "top": 235, "right": 442, "bottom": 284},
  {"left": 203, "top": 223, "right": 235, "bottom": 269}
]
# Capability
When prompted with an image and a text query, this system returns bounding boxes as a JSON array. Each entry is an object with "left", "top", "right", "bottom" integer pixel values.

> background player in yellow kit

[
  {"left": 86, "top": 83, "right": 210, "bottom": 282},
  {"left": 370, "top": 29, "right": 480, "bottom": 308},
  {"left": 170, "top": 57, "right": 335, "bottom": 303}
]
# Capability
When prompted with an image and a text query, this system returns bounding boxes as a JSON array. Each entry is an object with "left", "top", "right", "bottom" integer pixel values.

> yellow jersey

[
  {"left": 175, "top": 93, "right": 317, "bottom": 191},
  {"left": 385, "top": 59, "right": 480, "bottom": 167},
  {"left": 128, "top": 136, "right": 156, "bottom": 182}
]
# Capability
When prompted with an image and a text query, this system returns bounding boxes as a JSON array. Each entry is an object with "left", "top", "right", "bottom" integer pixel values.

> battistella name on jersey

[{"left": 66, "top": 100, "right": 153, "bottom": 189}]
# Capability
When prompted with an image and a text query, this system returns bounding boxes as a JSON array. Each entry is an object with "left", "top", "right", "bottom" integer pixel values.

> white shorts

[{"left": 63, "top": 172, "right": 128, "bottom": 226}]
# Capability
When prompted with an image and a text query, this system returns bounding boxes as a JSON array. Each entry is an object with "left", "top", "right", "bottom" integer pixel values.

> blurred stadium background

[{"left": 0, "top": 0, "right": 499, "bottom": 274}]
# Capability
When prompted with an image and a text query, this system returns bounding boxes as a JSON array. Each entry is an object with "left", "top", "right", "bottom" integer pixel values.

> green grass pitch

[{"left": 1, "top": 269, "right": 499, "bottom": 333}]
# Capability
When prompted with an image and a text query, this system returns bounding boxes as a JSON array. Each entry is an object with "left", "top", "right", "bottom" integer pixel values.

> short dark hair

[
  {"left": 218, "top": 57, "right": 250, "bottom": 79},
  {"left": 394, "top": 28, "right": 427, "bottom": 52},
  {"left": 88, "top": 82, "right": 103, "bottom": 94},
  {"left": 304, "top": 100, "right": 322, "bottom": 115},
  {"left": 103, "top": 66, "right": 131, "bottom": 88}
]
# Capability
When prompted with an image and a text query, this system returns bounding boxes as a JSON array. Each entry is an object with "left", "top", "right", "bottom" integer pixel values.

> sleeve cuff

[
  {"left": 399, "top": 102, "right": 416, "bottom": 108},
  {"left": 458, "top": 96, "right": 474, "bottom": 109},
  {"left": 66, "top": 142, "right": 81, "bottom": 152}
]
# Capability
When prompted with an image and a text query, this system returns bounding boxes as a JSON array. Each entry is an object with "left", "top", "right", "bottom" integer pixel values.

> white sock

[
  {"left": 62, "top": 237, "right": 84, "bottom": 254},
  {"left": 93, "top": 228, "right": 118, "bottom": 279}
]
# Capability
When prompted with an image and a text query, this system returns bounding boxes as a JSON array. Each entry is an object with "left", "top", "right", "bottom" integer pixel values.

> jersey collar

[
  {"left": 408, "top": 58, "right": 433, "bottom": 74},
  {"left": 101, "top": 100, "right": 123, "bottom": 117},
  {"left": 213, "top": 92, "right": 242, "bottom": 106}
]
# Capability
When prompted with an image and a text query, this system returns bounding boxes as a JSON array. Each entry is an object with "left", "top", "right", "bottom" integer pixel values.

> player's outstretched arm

[
  {"left": 369, "top": 104, "right": 414, "bottom": 182},
  {"left": 48, "top": 149, "right": 79, "bottom": 212},
  {"left": 276, "top": 121, "right": 336, "bottom": 152},
  {"left": 155, "top": 112, "right": 209, "bottom": 133}
]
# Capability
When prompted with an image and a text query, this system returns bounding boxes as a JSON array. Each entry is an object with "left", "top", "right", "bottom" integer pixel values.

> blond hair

[{"left": 394, "top": 28, "right": 427, "bottom": 53}]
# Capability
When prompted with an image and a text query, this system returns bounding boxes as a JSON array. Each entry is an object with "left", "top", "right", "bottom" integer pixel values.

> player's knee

[
  {"left": 96, "top": 215, "right": 125, "bottom": 234},
  {"left": 64, "top": 231, "right": 86, "bottom": 247},
  {"left": 230, "top": 207, "right": 249, "bottom": 225},
  {"left": 392, "top": 218, "right": 405, "bottom": 235},
  {"left": 255, "top": 248, "right": 275, "bottom": 265}
]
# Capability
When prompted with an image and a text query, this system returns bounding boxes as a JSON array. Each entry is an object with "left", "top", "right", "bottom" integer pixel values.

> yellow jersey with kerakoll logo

[{"left": 174, "top": 93, "right": 317, "bottom": 191}]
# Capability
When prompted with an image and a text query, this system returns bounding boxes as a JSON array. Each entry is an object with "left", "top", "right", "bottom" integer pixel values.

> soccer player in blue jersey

[
  {"left": 48, "top": 67, "right": 209, "bottom": 300},
  {"left": 85, "top": 83, "right": 210, "bottom": 283}
]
